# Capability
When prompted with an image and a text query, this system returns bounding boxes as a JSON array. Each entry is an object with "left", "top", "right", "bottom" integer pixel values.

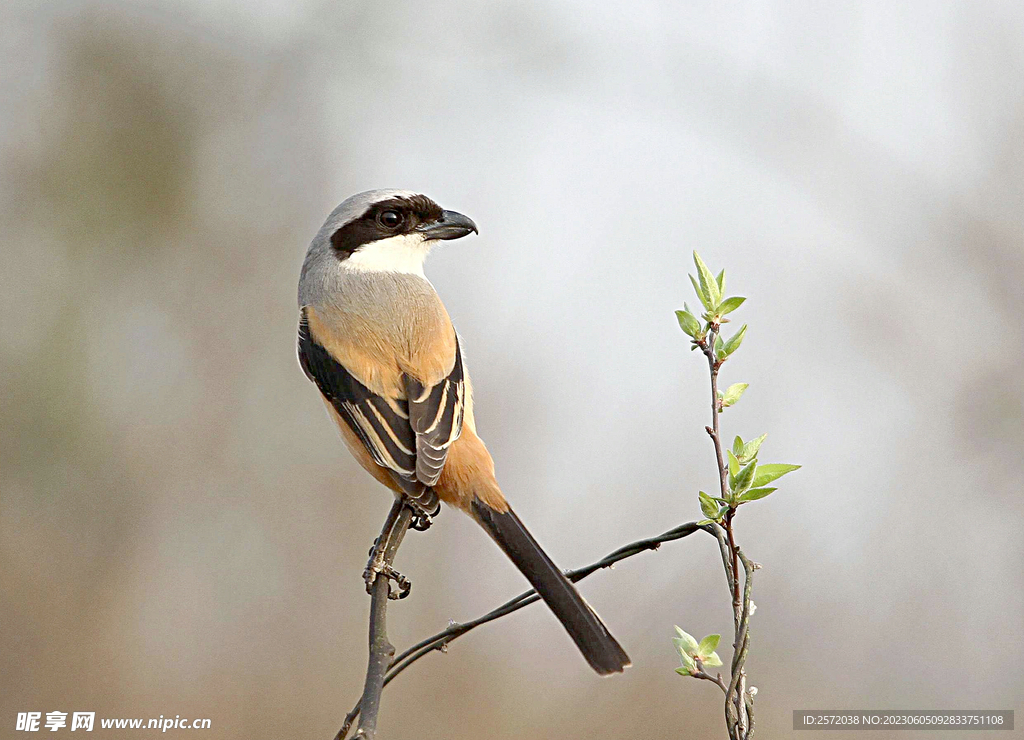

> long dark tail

[{"left": 471, "top": 499, "right": 631, "bottom": 675}]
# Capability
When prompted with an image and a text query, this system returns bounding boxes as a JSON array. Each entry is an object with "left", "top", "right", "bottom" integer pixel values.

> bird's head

[{"left": 312, "top": 190, "right": 477, "bottom": 276}]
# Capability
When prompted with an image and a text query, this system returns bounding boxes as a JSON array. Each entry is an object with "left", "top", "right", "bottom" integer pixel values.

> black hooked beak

[{"left": 416, "top": 210, "right": 478, "bottom": 241}]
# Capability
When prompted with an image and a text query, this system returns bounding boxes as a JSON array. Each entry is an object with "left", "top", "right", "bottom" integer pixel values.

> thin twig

[
  {"left": 701, "top": 325, "right": 729, "bottom": 504},
  {"left": 736, "top": 551, "right": 757, "bottom": 740},
  {"left": 337, "top": 703, "right": 359, "bottom": 740},
  {"left": 384, "top": 520, "right": 705, "bottom": 685},
  {"left": 697, "top": 325, "right": 757, "bottom": 740},
  {"left": 340, "top": 499, "right": 413, "bottom": 740},
  {"left": 693, "top": 660, "right": 729, "bottom": 695},
  {"left": 725, "top": 511, "right": 742, "bottom": 630},
  {"left": 701, "top": 327, "right": 742, "bottom": 624},
  {"left": 704, "top": 523, "right": 733, "bottom": 595}
]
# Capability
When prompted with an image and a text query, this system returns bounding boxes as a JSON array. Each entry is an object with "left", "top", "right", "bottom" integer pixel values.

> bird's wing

[
  {"left": 405, "top": 336, "right": 465, "bottom": 486},
  {"left": 297, "top": 309, "right": 464, "bottom": 514}
]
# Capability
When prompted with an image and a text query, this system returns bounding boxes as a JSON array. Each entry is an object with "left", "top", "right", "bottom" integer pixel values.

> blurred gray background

[{"left": 2, "top": 1, "right": 1022, "bottom": 738}]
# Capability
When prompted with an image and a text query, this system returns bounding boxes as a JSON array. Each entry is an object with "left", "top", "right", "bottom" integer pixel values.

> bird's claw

[
  {"left": 363, "top": 553, "right": 412, "bottom": 599},
  {"left": 384, "top": 565, "right": 412, "bottom": 599},
  {"left": 409, "top": 511, "right": 433, "bottom": 531}
]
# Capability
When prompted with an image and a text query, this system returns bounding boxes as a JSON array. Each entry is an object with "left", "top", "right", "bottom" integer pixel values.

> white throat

[{"left": 344, "top": 234, "right": 431, "bottom": 276}]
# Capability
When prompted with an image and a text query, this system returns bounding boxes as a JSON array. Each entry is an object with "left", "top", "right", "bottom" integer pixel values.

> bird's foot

[
  {"left": 363, "top": 548, "right": 412, "bottom": 600},
  {"left": 409, "top": 510, "right": 433, "bottom": 531}
]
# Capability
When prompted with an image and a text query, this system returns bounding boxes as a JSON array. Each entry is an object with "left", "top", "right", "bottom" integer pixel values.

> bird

[{"left": 296, "top": 189, "right": 630, "bottom": 675}]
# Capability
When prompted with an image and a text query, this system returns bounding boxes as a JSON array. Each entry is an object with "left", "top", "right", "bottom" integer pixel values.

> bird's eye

[{"left": 378, "top": 210, "right": 403, "bottom": 229}]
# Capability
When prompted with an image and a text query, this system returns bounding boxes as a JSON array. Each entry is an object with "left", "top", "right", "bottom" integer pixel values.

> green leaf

[
  {"left": 714, "top": 334, "right": 724, "bottom": 357},
  {"left": 752, "top": 463, "right": 801, "bottom": 488},
  {"left": 693, "top": 252, "right": 721, "bottom": 309},
  {"left": 716, "top": 269, "right": 725, "bottom": 294},
  {"left": 727, "top": 451, "right": 740, "bottom": 478},
  {"left": 720, "top": 324, "right": 747, "bottom": 358},
  {"left": 683, "top": 302, "right": 704, "bottom": 333},
  {"left": 701, "top": 651, "right": 724, "bottom": 668},
  {"left": 739, "top": 433, "right": 768, "bottom": 463},
  {"left": 697, "top": 634, "right": 721, "bottom": 658},
  {"left": 738, "top": 487, "right": 776, "bottom": 502},
  {"left": 732, "top": 436, "right": 744, "bottom": 458},
  {"left": 689, "top": 274, "right": 712, "bottom": 312},
  {"left": 718, "top": 296, "right": 746, "bottom": 316},
  {"left": 675, "top": 309, "right": 701, "bottom": 338},
  {"left": 698, "top": 491, "right": 719, "bottom": 520},
  {"left": 676, "top": 651, "right": 697, "bottom": 676},
  {"left": 731, "top": 459, "right": 757, "bottom": 496},
  {"left": 721, "top": 383, "right": 748, "bottom": 407},
  {"left": 674, "top": 626, "right": 700, "bottom": 656}
]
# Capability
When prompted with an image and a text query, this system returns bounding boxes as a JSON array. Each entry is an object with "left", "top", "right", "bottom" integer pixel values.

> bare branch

[
  {"left": 335, "top": 518, "right": 708, "bottom": 737},
  {"left": 693, "top": 659, "right": 729, "bottom": 695},
  {"left": 339, "top": 499, "right": 413, "bottom": 740},
  {"left": 384, "top": 520, "right": 706, "bottom": 685}
]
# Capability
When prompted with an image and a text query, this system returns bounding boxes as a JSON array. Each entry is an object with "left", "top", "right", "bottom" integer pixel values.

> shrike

[{"left": 297, "top": 190, "right": 630, "bottom": 675}]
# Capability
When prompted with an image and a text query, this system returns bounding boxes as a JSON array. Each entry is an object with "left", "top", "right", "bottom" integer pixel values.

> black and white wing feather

[{"left": 405, "top": 338, "right": 465, "bottom": 486}]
